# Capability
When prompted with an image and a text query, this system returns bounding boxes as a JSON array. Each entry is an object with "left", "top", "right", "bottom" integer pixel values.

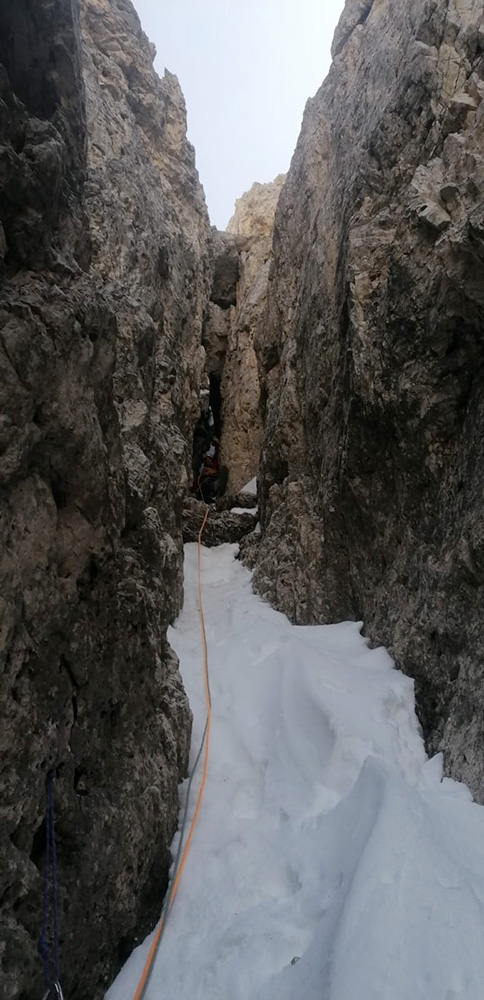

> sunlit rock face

[
  {"left": 254, "top": 0, "right": 484, "bottom": 798},
  {"left": 0, "top": 0, "right": 211, "bottom": 996}
]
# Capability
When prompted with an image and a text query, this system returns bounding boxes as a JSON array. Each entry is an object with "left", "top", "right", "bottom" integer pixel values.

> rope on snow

[{"left": 132, "top": 504, "right": 212, "bottom": 1000}]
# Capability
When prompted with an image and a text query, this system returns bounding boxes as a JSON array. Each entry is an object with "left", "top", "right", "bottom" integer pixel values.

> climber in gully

[
  {"left": 191, "top": 383, "right": 229, "bottom": 503},
  {"left": 193, "top": 436, "right": 229, "bottom": 503},
  {"left": 192, "top": 388, "right": 214, "bottom": 480}
]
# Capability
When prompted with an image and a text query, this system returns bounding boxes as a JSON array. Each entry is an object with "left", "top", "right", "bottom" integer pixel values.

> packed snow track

[{"left": 107, "top": 543, "right": 484, "bottom": 1000}]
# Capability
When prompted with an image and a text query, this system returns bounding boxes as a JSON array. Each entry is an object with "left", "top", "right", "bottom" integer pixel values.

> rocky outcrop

[
  {"left": 221, "top": 177, "right": 284, "bottom": 493},
  {"left": 211, "top": 490, "right": 258, "bottom": 513},
  {"left": 202, "top": 230, "right": 239, "bottom": 376},
  {"left": 0, "top": 1, "right": 211, "bottom": 997},
  {"left": 238, "top": 526, "right": 261, "bottom": 571},
  {"left": 200, "top": 178, "right": 283, "bottom": 494},
  {"left": 182, "top": 495, "right": 258, "bottom": 547},
  {"left": 228, "top": 176, "right": 285, "bottom": 241},
  {"left": 254, "top": 1, "right": 484, "bottom": 798}
]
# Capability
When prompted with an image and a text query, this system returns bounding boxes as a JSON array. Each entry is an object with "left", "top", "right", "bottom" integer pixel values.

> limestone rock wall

[
  {"left": 201, "top": 177, "right": 283, "bottom": 495},
  {"left": 221, "top": 176, "right": 284, "bottom": 493},
  {"left": 254, "top": 0, "right": 484, "bottom": 798},
  {"left": 0, "top": 1, "right": 211, "bottom": 997},
  {"left": 202, "top": 229, "right": 239, "bottom": 378},
  {"left": 80, "top": 0, "right": 210, "bottom": 600}
]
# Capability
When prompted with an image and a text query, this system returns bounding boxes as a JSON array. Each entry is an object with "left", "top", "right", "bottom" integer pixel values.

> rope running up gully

[{"left": 132, "top": 504, "right": 212, "bottom": 1000}]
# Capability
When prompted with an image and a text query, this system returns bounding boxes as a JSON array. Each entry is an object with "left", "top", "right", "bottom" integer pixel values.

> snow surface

[
  {"left": 107, "top": 544, "right": 484, "bottom": 1000},
  {"left": 230, "top": 507, "right": 258, "bottom": 515},
  {"left": 242, "top": 477, "right": 257, "bottom": 495}
]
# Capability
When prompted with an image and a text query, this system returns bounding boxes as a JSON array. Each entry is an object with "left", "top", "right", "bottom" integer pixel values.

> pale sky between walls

[{"left": 132, "top": 0, "right": 346, "bottom": 228}]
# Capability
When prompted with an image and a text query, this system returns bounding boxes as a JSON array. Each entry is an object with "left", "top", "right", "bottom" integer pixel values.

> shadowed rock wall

[
  {"left": 0, "top": 0, "right": 211, "bottom": 996},
  {"left": 254, "top": 0, "right": 484, "bottom": 798}
]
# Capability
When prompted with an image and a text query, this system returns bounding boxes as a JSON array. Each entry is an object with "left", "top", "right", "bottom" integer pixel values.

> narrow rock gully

[{"left": 106, "top": 493, "right": 484, "bottom": 1000}]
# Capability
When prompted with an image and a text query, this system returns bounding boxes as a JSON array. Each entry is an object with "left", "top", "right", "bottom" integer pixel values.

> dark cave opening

[{"left": 191, "top": 372, "right": 224, "bottom": 485}]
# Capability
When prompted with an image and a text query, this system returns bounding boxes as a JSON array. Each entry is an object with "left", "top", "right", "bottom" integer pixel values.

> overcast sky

[{"left": 133, "top": 0, "right": 346, "bottom": 228}]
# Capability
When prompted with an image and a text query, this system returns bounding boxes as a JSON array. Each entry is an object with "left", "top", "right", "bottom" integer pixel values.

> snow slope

[{"left": 107, "top": 543, "right": 484, "bottom": 1000}]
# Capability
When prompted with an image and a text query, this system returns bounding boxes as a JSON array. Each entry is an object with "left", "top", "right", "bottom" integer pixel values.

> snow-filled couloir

[{"left": 108, "top": 543, "right": 484, "bottom": 1000}]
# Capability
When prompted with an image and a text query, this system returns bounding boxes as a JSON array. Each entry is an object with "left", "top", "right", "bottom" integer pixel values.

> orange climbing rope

[{"left": 132, "top": 506, "right": 211, "bottom": 1000}]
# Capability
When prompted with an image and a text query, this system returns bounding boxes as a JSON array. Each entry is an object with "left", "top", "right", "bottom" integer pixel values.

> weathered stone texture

[
  {"left": 0, "top": 1, "right": 211, "bottom": 997},
  {"left": 220, "top": 177, "right": 284, "bottom": 494},
  {"left": 200, "top": 179, "right": 282, "bottom": 495},
  {"left": 254, "top": 0, "right": 484, "bottom": 797},
  {"left": 0, "top": 0, "right": 88, "bottom": 271},
  {"left": 215, "top": 176, "right": 284, "bottom": 493},
  {"left": 182, "top": 496, "right": 258, "bottom": 547},
  {"left": 201, "top": 180, "right": 283, "bottom": 495},
  {"left": 210, "top": 228, "right": 240, "bottom": 310}
]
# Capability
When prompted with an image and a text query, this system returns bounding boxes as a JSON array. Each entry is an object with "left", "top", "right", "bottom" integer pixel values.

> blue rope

[{"left": 38, "top": 770, "right": 61, "bottom": 993}]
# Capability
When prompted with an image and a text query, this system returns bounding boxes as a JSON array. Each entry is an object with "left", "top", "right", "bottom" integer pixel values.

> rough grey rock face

[
  {"left": 202, "top": 231, "right": 239, "bottom": 385},
  {"left": 210, "top": 228, "right": 240, "bottom": 310},
  {"left": 200, "top": 179, "right": 283, "bottom": 495},
  {"left": 254, "top": 0, "right": 484, "bottom": 798},
  {"left": 0, "top": 0, "right": 88, "bottom": 271},
  {"left": 182, "top": 496, "right": 258, "bottom": 547},
  {"left": 0, "top": 1, "right": 211, "bottom": 997},
  {"left": 221, "top": 177, "right": 284, "bottom": 494},
  {"left": 238, "top": 528, "right": 261, "bottom": 571},
  {"left": 213, "top": 490, "right": 258, "bottom": 513}
]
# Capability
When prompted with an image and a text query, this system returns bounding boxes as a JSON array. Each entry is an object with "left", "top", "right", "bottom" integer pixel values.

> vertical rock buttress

[
  {"left": 0, "top": 1, "right": 211, "bottom": 997},
  {"left": 254, "top": 0, "right": 484, "bottom": 799},
  {"left": 202, "top": 177, "right": 284, "bottom": 494},
  {"left": 222, "top": 176, "right": 285, "bottom": 493}
]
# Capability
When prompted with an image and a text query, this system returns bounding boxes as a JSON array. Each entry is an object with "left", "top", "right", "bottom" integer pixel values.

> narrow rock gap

[{"left": 209, "top": 371, "right": 222, "bottom": 439}]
